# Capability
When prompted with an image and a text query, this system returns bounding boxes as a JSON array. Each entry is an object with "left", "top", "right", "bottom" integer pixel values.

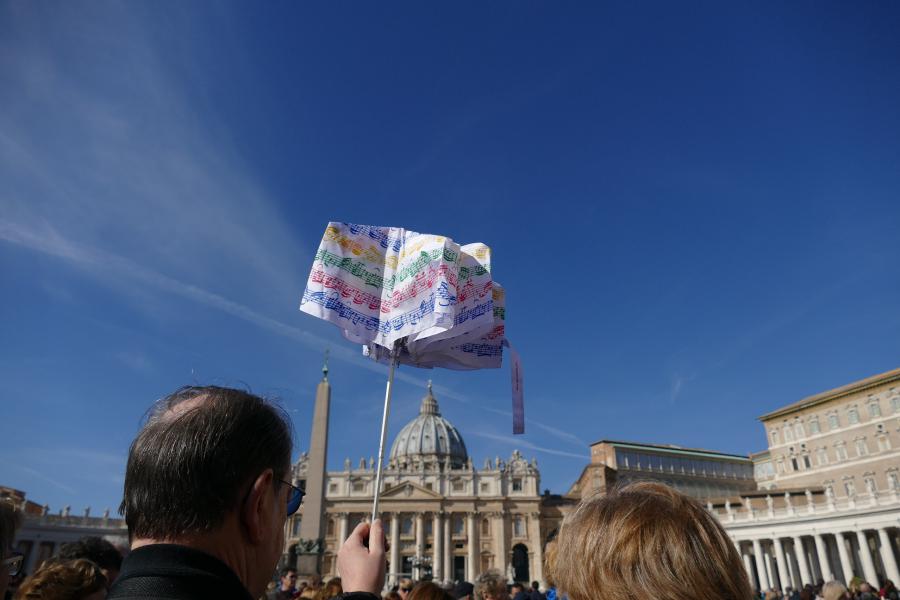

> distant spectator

[
  {"left": 881, "top": 580, "right": 899, "bottom": 600},
  {"left": 527, "top": 582, "right": 543, "bottom": 600},
  {"left": 58, "top": 538, "right": 123, "bottom": 586},
  {"left": 268, "top": 567, "right": 298, "bottom": 600},
  {"left": 408, "top": 582, "right": 453, "bottom": 600},
  {"left": 451, "top": 581, "right": 473, "bottom": 600},
  {"left": 546, "top": 481, "right": 752, "bottom": 600},
  {"left": 314, "top": 577, "right": 342, "bottom": 600},
  {"left": 474, "top": 571, "right": 509, "bottom": 600},
  {"left": 1, "top": 500, "right": 23, "bottom": 599},
  {"left": 398, "top": 579, "right": 413, "bottom": 600},
  {"left": 510, "top": 584, "right": 527, "bottom": 600},
  {"left": 15, "top": 558, "right": 107, "bottom": 600},
  {"left": 821, "top": 581, "right": 849, "bottom": 600}
]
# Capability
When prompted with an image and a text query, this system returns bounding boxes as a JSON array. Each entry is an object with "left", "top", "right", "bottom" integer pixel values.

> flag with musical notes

[{"left": 299, "top": 222, "right": 524, "bottom": 433}]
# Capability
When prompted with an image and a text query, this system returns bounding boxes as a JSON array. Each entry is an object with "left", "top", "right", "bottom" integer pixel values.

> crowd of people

[{"left": 1, "top": 385, "right": 898, "bottom": 600}]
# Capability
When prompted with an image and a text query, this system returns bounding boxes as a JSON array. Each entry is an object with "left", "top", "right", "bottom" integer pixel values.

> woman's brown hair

[
  {"left": 546, "top": 481, "right": 752, "bottom": 600},
  {"left": 408, "top": 581, "right": 453, "bottom": 600},
  {"left": 16, "top": 558, "right": 107, "bottom": 600}
]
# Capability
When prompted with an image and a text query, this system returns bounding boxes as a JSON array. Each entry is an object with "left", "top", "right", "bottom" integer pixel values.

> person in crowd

[
  {"left": 881, "top": 580, "right": 899, "bottom": 600},
  {"left": 451, "top": 582, "right": 473, "bottom": 600},
  {"left": 527, "top": 582, "right": 543, "bottom": 600},
  {"left": 407, "top": 582, "right": 453, "bottom": 600},
  {"left": 382, "top": 592, "right": 400, "bottom": 600},
  {"left": 107, "top": 385, "right": 385, "bottom": 600},
  {"left": 15, "top": 558, "right": 107, "bottom": 600},
  {"left": 314, "top": 577, "right": 342, "bottom": 600},
  {"left": 546, "top": 481, "right": 753, "bottom": 600},
  {"left": 397, "top": 579, "right": 413, "bottom": 600},
  {"left": 1, "top": 501, "right": 24, "bottom": 600},
  {"left": 821, "top": 581, "right": 848, "bottom": 600},
  {"left": 268, "top": 567, "right": 299, "bottom": 600},
  {"left": 473, "top": 570, "right": 509, "bottom": 600},
  {"left": 857, "top": 582, "right": 877, "bottom": 599},
  {"left": 509, "top": 584, "right": 527, "bottom": 600},
  {"left": 58, "top": 538, "right": 123, "bottom": 587}
]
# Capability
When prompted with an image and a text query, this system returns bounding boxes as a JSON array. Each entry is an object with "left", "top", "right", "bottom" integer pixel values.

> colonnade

[{"left": 736, "top": 527, "right": 900, "bottom": 591}]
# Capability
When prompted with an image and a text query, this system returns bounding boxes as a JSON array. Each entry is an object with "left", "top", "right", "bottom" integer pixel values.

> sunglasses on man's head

[
  {"left": 281, "top": 479, "right": 305, "bottom": 516},
  {"left": 2, "top": 552, "right": 24, "bottom": 577}
]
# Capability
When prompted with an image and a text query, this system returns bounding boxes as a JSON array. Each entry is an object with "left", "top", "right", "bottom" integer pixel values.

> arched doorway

[{"left": 512, "top": 543, "right": 529, "bottom": 583}]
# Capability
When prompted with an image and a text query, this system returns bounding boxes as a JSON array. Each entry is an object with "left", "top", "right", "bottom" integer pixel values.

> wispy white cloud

[
  {"left": 15, "top": 465, "right": 77, "bottom": 495},
  {"left": 468, "top": 431, "right": 590, "bottom": 460}
]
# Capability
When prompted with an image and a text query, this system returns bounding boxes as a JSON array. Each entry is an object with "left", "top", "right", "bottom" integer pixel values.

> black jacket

[{"left": 107, "top": 544, "right": 252, "bottom": 600}]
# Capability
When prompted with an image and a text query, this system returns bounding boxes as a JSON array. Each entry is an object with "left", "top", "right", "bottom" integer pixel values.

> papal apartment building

[{"left": 712, "top": 367, "right": 900, "bottom": 592}]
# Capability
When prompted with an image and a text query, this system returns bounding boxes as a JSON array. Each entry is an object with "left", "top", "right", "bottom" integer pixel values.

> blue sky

[{"left": 2, "top": 2, "right": 899, "bottom": 515}]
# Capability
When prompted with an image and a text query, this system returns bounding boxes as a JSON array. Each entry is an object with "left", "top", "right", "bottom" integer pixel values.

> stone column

[
  {"left": 415, "top": 513, "right": 425, "bottom": 580},
  {"left": 390, "top": 514, "right": 400, "bottom": 586},
  {"left": 741, "top": 544, "right": 755, "bottom": 586},
  {"left": 878, "top": 528, "right": 900, "bottom": 585},
  {"left": 495, "top": 511, "right": 507, "bottom": 574},
  {"left": 530, "top": 512, "right": 544, "bottom": 586},
  {"left": 814, "top": 534, "right": 833, "bottom": 581},
  {"left": 467, "top": 513, "right": 478, "bottom": 582},
  {"left": 793, "top": 537, "right": 811, "bottom": 586},
  {"left": 753, "top": 539, "right": 770, "bottom": 591},
  {"left": 338, "top": 513, "right": 350, "bottom": 552},
  {"left": 432, "top": 512, "right": 443, "bottom": 582},
  {"left": 773, "top": 537, "right": 789, "bottom": 590},
  {"left": 835, "top": 532, "right": 854, "bottom": 585},
  {"left": 855, "top": 530, "right": 879, "bottom": 586},
  {"left": 444, "top": 514, "right": 452, "bottom": 582}
]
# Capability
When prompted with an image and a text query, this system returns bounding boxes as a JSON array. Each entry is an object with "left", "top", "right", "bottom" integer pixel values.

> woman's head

[
  {"left": 15, "top": 558, "right": 107, "bottom": 600},
  {"left": 822, "top": 581, "right": 849, "bottom": 600},
  {"left": 546, "top": 481, "right": 752, "bottom": 600},
  {"left": 474, "top": 569, "right": 509, "bottom": 600},
  {"left": 408, "top": 581, "right": 454, "bottom": 600}
]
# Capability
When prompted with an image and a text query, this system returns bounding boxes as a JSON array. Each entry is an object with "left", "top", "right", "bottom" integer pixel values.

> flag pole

[{"left": 371, "top": 340, "right": 400, "bottom": 523}]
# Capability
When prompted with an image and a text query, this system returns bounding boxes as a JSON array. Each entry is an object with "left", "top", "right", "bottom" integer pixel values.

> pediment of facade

[{"left": 380, "top": 481, "right": 444, "bottom": 500}]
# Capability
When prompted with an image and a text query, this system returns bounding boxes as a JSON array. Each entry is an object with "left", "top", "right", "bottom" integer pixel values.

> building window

[
  {"left": 327, "top": 518, "right": 335, "bottom": 536},
  {"left": 844, "top": 480, "right": 856, "bottom": 497},
  {"left": 790, "top": 456, "right": 799, "bottom": 471},
  {"left": 425, "top": 482, "right": 433, "bottom": 491},
  {"left": 888, "top": 471, "right": 899, "bottom": 491},
  {"left": 808, "top": 417, "right": 820, "bottom": 435},
  {"left": 328, "top": 483, "right": 338, "bottom": 494},
  {"left": 869, "top": 401, "right": 882, "bottom": 418},
  {"left": 817, "top": 448, "right": 828, "bottom": 466},
  {"left": 864, "top": 476, "right": 877, "bottom": 494},
  {"left": 829, "top": 413, "right": 840, "bottom": 429},
  {"left": 793, "top": 422, "right": 804, "bottom": 440},
  {"left": 784, "top": 425, "right": 794, "bottom": 442},
  {"left": 771, "top": 430, "right": 779, "bottom": 445},
  {"left": 878, "top": 436, "right": 890, "bottom": 452},
  {"left": 291, "top": 517, "right": 302, "bottom": 537},
  {"left": 402, "top": 516, "right": 414, "bottom": 535},
  {"left": 480, "top": 482, "right": 490, "bottom": 494},
  {"left": 802, "top": 454, "right": 811, "bottom": 469},
  {"left": 452, "top": 515, "right": 464, "bottom": 535},
  {"left": 776, "top": 459, "right": 785, "bottom": 474},
  {"left": 892, "top": 395, "right": 900, "bottom": 413},
  {"left": 452, "top": 480, "right": 464, "bottom": 493},
  {"left": 836, "top": 444, "right": 848, "bottom": 461},
  {"left": 513, "top": 515, "right": 525, "bottom": 537},
  {"left": 856, "top": 439, "right": 868, "bottom": 457},
  {"left": 512, "top": 479, "right": 523, "bottom": 492},
  {"left": 481, "top": 518, "right": 490, "bottom": 536},
  {"left": 352, "top": 481, "right": 365, "bottom": 493},
  {"left": 848, "top": 407, "right": 860, "bottom": 425}
]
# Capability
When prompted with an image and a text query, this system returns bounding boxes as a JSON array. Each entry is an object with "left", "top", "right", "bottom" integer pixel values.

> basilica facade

[{"left": 285, "top": 375, "right": 552, "bottom": 587}]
